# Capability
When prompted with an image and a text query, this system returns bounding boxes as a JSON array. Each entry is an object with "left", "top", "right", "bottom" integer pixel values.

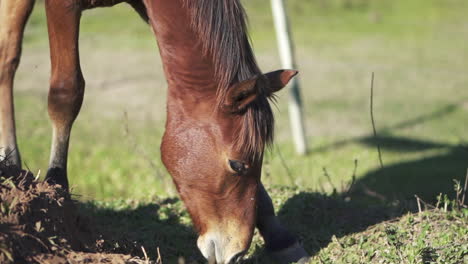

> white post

[{"left": 271, "top": 0, "right": 308, "bottom": 155}]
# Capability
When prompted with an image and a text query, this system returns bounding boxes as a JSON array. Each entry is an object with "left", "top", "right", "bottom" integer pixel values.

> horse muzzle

[{"left": 197, "top": 231, "right": 249, "bottom": 264}]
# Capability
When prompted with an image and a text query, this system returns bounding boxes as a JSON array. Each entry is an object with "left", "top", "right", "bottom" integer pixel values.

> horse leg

[
  {"left": 0, "top": 0, "right": 35, "bottom": 167},
  {"left": 257, "top": 183, "right": 309, "bottom": 263},
  {"left": 44, "top": 0, "right": 85, "bottom": 190}
]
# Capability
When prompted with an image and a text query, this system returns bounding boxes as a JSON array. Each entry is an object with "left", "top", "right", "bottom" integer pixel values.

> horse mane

[{"left": 182, "top": 0, "right": 275, "bottom": 161}]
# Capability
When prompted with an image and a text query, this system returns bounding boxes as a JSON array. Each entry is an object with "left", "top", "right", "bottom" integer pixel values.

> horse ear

[
  {"left": 223, "top": 70, "right": 298, "bottom": 113},
  {"left": 264, "top": 69, "right": 298, "bottom": 95},
  {"left": 224, "top": 76, "right": 259, "bottom": 113}
]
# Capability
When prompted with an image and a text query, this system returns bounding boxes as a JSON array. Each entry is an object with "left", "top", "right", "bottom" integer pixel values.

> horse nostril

[{"left": 226, "top": 250, "right": 246, "bottom": 264}]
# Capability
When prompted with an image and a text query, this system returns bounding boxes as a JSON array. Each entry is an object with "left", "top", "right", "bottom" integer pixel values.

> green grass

[{"left": 308, "top": 210, "right": 467, "bottom": 264}]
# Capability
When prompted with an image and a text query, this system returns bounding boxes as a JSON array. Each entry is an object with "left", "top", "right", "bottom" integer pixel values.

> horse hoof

[{"left": 269, "top": 242, "right": 310, "bottom": 264}]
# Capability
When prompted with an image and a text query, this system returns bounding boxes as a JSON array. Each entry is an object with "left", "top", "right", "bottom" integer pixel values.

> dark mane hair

[{"left": 183, "top": 0, "right": 275, "bottom": 160}]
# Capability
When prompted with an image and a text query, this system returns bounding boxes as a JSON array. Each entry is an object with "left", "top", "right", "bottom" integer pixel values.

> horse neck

[{"left": 145, "top": 0, "right": 218, "bottom": 110}]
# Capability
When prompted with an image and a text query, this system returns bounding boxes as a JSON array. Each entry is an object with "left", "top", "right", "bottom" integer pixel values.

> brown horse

[{"left": 0, "top": 0, "right": 309, "bottom": 263}]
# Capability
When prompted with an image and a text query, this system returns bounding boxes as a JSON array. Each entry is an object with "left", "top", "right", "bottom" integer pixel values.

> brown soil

[{"left": 0, "top": 160, "right": 149, "bottom": 264}]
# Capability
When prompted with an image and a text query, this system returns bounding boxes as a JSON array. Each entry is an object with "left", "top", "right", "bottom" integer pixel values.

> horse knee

[
  {"left": 0, "top": 38, "right": 21, "bottom": 79},
  {"left": 48, "top": 73, "right": 85, "bottom": 125},
  {"left": 0, "top": 52, "right": 20, "bottom": 78}
]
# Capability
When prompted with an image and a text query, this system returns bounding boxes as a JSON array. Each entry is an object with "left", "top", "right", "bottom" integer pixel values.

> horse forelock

[{"left": 182, "top": 0, "right": 274, "bottom": 160}]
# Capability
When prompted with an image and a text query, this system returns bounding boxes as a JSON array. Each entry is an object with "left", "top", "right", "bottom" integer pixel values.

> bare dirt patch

[{"left": 0, "top": 161, "right": 148, "bottom": 264}]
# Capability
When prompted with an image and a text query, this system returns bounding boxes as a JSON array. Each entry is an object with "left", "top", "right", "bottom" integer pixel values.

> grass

[{"left": 308, "top": 210, "right": 467, "bottom": 263}]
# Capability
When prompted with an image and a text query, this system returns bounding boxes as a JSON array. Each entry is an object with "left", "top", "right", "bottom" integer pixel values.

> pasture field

[
  {"left": 3, "top": 0, "right": 468, "bottom": 263},
  {"left": 15, "top": 0, "right": 468, "bottom": 200}
]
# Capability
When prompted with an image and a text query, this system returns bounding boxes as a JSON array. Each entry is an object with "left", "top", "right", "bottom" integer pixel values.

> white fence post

[{"left": 271, "top": 0, "right": 308, "bottom": 155}]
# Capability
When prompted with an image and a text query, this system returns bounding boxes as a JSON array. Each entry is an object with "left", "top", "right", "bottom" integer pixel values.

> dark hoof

[
  {"left": 268, "top": 242, "right": 310, "bottom": 264},
  {"left": 45, "top": 167, "right": 69, "bottom": 191},
  {"left": 0, "top": 149, "right": 21, "bottom": 169},
  {"left": 0, "top": 164, "right": 22, "bottom": 178}
]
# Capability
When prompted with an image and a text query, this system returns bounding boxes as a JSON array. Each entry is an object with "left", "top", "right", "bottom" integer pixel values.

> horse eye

[{"left": 228, "top": 160, "right": 248, "bottom": 174}]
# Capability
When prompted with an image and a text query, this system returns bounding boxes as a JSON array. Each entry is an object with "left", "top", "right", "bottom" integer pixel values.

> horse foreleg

[
  {"left": 45, "top": 0, "right": 85, "bottom": 190},
  {"left": 257, "top": 183, "right": 309, "bottom": 263},
  {"left": 0, "top": 0, "right": 35, "bottom": 167}
]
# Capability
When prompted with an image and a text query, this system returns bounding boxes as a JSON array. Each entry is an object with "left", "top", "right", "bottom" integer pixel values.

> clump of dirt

[{"left": 0, "top": 160, "right": 147, "bottom": 264}]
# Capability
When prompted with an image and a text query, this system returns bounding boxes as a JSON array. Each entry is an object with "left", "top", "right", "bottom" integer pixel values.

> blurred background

[{"left": 14, "top": 0, "right": 467, "bottom": 201}]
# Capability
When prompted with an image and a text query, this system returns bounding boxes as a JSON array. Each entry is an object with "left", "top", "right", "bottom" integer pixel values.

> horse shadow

[{"left": 77, "top": 198, "right": 205, "bottom": 263}]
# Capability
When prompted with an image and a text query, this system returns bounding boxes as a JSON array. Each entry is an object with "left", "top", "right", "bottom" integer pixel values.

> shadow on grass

[
  {"left": 358, "top": 135, "right": 452, "bottom": 152},
  {"left": 312, "top": 103, "right": 459, "bottom": 153},
  {"left": 76, "top": 189, "right": 407, "bottom": 263},
  {"left": 274, "top": 191, "right": 403, "bottom": 258},
  {"left": 77, "top": 198, "right": 204, "bottom": 263},
  {"left": 355, "top": 141, "right": 467, "bottom": 202},
  {"left": 264, "top": 136, "right": 467, "bottom": 259}
]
